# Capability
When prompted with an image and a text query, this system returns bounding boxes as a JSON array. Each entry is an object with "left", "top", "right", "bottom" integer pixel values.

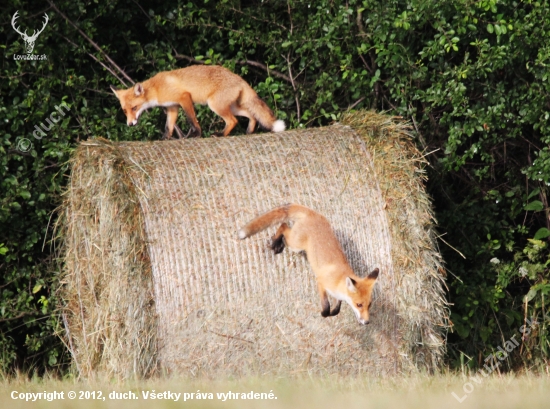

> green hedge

[{"left": 1, "top": 0, "right": 548, "bottom": 374}]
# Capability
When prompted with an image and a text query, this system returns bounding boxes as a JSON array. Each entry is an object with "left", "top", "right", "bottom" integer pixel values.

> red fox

[
  {"left": 238, "top": 204, "right": 379, "bottom": 325},
  {"left": 110, "top": 65, "right": 285, "bottom": 139}
]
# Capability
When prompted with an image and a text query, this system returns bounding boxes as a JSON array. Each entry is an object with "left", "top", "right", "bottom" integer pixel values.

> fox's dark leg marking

[
  {"left": 319, "top": 285, "right": 333, "bottom": 318},
  {"left": 270, "top": 235, "right": 285, "bottom": 254},
  {"left": 185, "top": 124, "right": 201, "bottom": 138},
  {"left": 271, "top": 223, "right": 289, "bottom": 254},
  {"left": 329, "top": 300, "right": 342, "bottom": 316},
  {"left": 321, "top": 296, "right": 331, "bottom": 317}
]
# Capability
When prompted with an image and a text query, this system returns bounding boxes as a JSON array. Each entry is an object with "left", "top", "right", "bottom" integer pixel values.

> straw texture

[{"left": 59, "top": 110, "right": 447, "bottom": 378}]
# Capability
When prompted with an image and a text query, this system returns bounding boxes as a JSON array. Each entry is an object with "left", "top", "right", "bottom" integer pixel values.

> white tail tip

[
  {"left": 272, "top": 120, "right": 286, "bottom": 133},
  {"left": 238, "top": 229, "right": 247, "bottom": 240}
]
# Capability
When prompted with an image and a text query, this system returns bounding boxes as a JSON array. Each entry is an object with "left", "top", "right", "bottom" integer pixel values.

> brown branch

[
  {"left": 289, "top": 63, "right": 300, "bottom": 122},
  {"left": 172, "top": 51, "right": 206, "bottom": 65},
  {"left": 0, "top": 277, "right": 16, "bottom": 289},
  {"left": 358, "top": 53, "right": 373, "bottom": 74},
  {"left": 228, "top": 6, "right": 287, "bottom": 30},
  {"left": 287, "top": 0, "right": 294, "bottom": 34},
  {"left": 282, "top": 52, "right": 301, "bottom": 122},
  {"left": 539, "top": 183, "right": 550, "bottom": 235},
  {"left": 236, "top": 60, "right": 292, "bottom": 83},
  {"left": 356, "top": 8, "right": 366, "bottom": 35},
  {"left": 0, "top": 312, "right": 40, "bottom": 323},
  {"left": 409, "top": 103, "right": 427, "bottom": 149},
  {"left": 50, "top": 3, "right": 190, "bottom": 138},
  {"left": 0, "top": 72, "right": 30, "bottom": 79},
  {"left": 172, "top": 50, "right": 293, "bottom": 83},
  {"left": 62, "top": 35, "right": 129, "bottom": 87},
  {"left": 47, "top": 0, "right": 134, "bottom": 85},
  {"left": 348, "top": 97, "right": 365, "bottom": 111},
  {"left": 131, "top": 0, "right": 149, "bottom": 21}
]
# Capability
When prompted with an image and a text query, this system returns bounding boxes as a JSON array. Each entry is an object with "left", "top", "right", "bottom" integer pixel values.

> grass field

[{"left": 2, "top": 373, "right": 550, "bottom": 409}]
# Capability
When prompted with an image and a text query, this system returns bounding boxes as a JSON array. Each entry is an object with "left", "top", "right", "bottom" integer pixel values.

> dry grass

[
  {"left": 341, "top": 111, "right": 448, "bottom": 370},
  {"left": 2, "top": 373, "right": 550, "bottom": 409},
  {"left": 58, "top": 142, "right": 157, "bottom": 379},
  {"left": 58, "top": 110, "right": 447, "bottom": 379}
]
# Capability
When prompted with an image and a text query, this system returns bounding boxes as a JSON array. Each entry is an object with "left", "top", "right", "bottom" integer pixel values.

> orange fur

[
  {"left": 111, "top": 65, "right": 285, "bottom": 139},
  {"left": 238, "top": 204, "right": 379, "bottom": 325}
]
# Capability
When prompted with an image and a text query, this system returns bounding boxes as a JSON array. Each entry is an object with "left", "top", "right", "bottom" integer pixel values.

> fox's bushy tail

[
  {"left": 238, "top": 204, "right": 299, "bottom": 239},
  {"left": 242, "top": 93, "right": 286, "bottom": 133}
]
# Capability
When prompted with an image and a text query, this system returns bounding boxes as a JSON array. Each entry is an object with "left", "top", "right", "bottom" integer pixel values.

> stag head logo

[{"left": 11, "top": 11, "right": 49, "bottom": 54}]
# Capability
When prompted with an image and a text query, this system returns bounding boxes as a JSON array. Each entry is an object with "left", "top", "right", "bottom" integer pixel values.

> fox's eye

[
  {"left": 356, "top": 303, "right": 363, "bottom": 308},
  {"left": 131, "top": 106, "right": 138, "bottom": 112}
]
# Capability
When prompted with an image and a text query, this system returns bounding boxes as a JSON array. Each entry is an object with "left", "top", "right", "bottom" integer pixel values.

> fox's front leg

[
  {"left": 318, "top": 284, "right": 342, "bottom": 317},
  {"left": 179, "top": 92, "right": 202, "bottom": 138},
  {"left": 164, "top": 106, "right": 179, "bottom": 139}
]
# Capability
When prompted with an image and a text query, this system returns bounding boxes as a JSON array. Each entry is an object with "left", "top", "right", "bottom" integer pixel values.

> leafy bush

[{"left": 1, "top": 0, "right": 548, "bottom": 373}]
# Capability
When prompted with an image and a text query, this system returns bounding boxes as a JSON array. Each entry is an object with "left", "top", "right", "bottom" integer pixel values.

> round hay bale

[{"left": 59, "top": 110, "right": 448, "bottom": 379}]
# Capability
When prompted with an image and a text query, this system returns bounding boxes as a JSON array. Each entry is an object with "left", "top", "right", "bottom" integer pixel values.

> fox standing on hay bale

[
  {"left": 238, "top": 203, "right": 379, "bottom": 325},
  {"left": 111, "top": 65, "right": 286, "bottom": 139}
]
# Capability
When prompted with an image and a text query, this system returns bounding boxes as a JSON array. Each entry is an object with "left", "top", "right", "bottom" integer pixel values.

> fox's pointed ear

[
  {"left": 134, "top": 83, "right": 144, "bottom": 96},
  {"left": 110, "top": 85, "right": 120, "bottom": 98},
  {"left": 367, "top": 268, "right": 379, "bottom": 280},
  {"left": 346, "top": 277, "right": 358, "bottom": 293}
]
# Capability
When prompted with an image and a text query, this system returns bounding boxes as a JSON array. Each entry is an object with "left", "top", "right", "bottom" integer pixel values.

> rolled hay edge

[
  {"left": 59, "top": 141, "right": 157, "bottom": 379},
  {"left": 59, "top": 110, "right": 448, "bottom": 379},
  {"left": 341, "top": 111, "right": 448, "bottom": 370}
]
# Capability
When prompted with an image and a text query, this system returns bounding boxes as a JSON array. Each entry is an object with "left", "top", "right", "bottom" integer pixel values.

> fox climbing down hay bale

[
  {"left": 59, "top": 110, "right": 448, "bottom": 379},
  {"left": 238, "top": 203, "right": 380, "bottom": 325}
]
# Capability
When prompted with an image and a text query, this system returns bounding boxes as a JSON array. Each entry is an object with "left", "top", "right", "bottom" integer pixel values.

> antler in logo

[{"left": 11, "top": 11, "right": 49, "bottom": 54}]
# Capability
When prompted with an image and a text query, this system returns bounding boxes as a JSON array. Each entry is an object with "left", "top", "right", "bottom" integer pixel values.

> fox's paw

[
  {"left": 329, "top": 300, "right": 342, "bottom": 316},
  {"left": 270, "top": 235, "right": 285, "bottom": 254},
  {"left": 186, "top": 128, "right": 202, "bottom": 138}
]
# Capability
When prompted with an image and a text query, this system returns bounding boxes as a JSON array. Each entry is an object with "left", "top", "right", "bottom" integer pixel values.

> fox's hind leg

[
  {"left": 270, "top": 223, "right": 289, "bottom": 254},
  {"left": 272, "top": 221, "right": 306, "bottom": 254},
  {"left": 231, "top": 104, "right": 257, "bottom": 134},
  {"left": 208, "top": 96, "right": 239, "bottom": 136}
]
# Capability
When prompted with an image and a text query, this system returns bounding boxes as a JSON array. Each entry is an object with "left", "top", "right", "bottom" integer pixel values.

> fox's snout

[{"left": 127, "top": 119, "right": 138, "bottom": 126}]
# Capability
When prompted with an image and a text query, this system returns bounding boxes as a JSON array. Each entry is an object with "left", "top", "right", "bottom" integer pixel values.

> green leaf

[
  {"left": 524, "top": 201, "right": 543, "bottom": 211},
  {"left": 524, "top": 288, "right": 537, "bottom": 303},
  {"left": 487, "top": 24, "right": 494, "bottom": 33},
  {"left": 527, "top": 238, "right": 545, "bottom": 246},
  {"left": 534, "top": 228, "right": 550, "bottom": 240},
  {"left": 32, "top": 284, "right": 42, "bottom": 294},
  {"left": 528, "top": 189, "right": 540, "bottom": 200}
]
